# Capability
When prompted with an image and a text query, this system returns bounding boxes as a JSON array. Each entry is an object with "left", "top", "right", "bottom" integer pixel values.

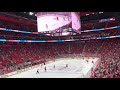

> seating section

[
  {"left": 0, "top": 19, "right": 37, "bottom": 32},
  {"left": 0, "top": 39, "right": 120, "bottom": 78}
]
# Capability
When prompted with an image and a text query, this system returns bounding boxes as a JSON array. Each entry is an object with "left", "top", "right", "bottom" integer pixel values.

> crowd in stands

[
  {"left": 0, "top": 45, "right": 45, "bottom": 74},
  {"left": 0, "top": 19, "right": 37, "bottom": 32},
  {"left": 91, "top": 39, "right": 120, "bottom": 78},
  {"left": 0, "top": 19, "right": 120, "bottom": 78},
  {"left": 0, "top": 38, "right": 120, "bottom": 78}
]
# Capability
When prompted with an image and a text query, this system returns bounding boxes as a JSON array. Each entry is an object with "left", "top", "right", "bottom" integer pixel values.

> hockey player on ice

[
  {"left": 53, "top": 65, "right": 55, "bottom": 69},
  {"left": 46, "top": 24, "right": 48, "bottom": 29},
  {"left": 36, "top": 69, "right": 39, "bottom": 74},
  {"left": 45, "top": 66, "right": 46, "bottom": 72},
  {"left": 66, "top": 64, "right": 68, "bottom": 68},
  {"left": 41, "top": 64, "right": 42, "bottom": 68},
  {"left": 92, "top": 61, "right": 94, "bottom": 64},
  {"left": 86, "top": 60, "right": 88, "bottom": 63},
  {"left": 44, "top": 62, "right": 45, "bottom": 65}
]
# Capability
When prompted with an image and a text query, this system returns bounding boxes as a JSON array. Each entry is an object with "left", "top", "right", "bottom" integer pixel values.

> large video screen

[{"left": 37, "top": 12, "right": 81, "bottom": 35}]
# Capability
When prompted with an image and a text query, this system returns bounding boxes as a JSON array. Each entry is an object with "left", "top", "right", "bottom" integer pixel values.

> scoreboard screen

[{"left": 37, "top": 12, "right": 81, "bottom": 35}]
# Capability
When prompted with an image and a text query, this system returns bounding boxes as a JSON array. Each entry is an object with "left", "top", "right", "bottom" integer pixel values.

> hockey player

[
  {"left": 56, "top": 17, "right": 59, "bottom": 20},
  {"left": 53, "top": 65, "right": 55, "bottom": 69},
  {"left": 44, "top": 62, "right": 45, "bottom": 65},
  {"left": 92, "top": 61, "right": 94, "bottom": 64},
  {"left": 91, "top": 68, "right": 93, "bottom": 74},
  {"left": 86, "top": 60, "right": 88, "bottom": 63},
  {"left": 36, "top": 69, "right": 39, "bottom": 74},
  {"left": 66, "top": 64, "right": 68, "bottom": 68},
  {"left": 45, "top": 66, "right": 46, "bottom": 72},
  {"left": 46, "top": 24, "right": 48, "bottom": 29}
]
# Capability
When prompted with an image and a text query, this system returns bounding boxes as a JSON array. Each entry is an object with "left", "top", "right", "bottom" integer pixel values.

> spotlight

[
  {"left": 86, "top": 14, "right": 89, "bottom": 16},
  {"left": 29, "top": 12, "right": 34, "bottom": 15},
  {"left": 99, "top": 12, "right": 103, "bottom": 14}
]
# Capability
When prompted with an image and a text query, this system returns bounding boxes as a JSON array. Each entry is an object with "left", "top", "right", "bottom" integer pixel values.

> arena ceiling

[
  {"left": 3, "top": 12, "right": 98, "bottom": 21},
  {"left": 0, "top": 12, "right": 120, "bottom": 41},
  {"left": 3, "top": 12, "right": 119, "bottom": 23},
  {"left": 0, "top": 12, "right": 120, "bottom": 33},
  {"left": 1, "top": 12, "right": 119, "bottom": 23}
]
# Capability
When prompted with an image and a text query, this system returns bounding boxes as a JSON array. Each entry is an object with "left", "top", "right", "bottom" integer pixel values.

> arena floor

[{"left": 7, "top": 58, "right": 99, "bottom": 78}]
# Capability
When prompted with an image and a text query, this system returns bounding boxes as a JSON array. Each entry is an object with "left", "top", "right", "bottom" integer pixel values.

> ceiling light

[
  {"left": 29, "top": 12, "right": 34, "bottom": 15},
  {"left": 99, "top": 12, "right": 103, "bottom": 14},
  {"left": 86, "top": 14, "right": 89, "bottom": 16}
]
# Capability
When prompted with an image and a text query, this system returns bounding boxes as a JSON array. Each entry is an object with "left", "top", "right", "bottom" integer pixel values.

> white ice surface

[{"left": 8, "top": 58, "right": 98, "bottom": 78}]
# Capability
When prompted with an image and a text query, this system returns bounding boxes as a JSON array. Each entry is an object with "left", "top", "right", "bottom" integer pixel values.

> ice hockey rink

[{"left": 7, "top": 58, "right": 100, "bottom": 78}]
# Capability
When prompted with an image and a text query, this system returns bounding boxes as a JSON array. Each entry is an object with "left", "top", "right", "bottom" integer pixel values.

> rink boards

[{"left": 1, "top": 57, "right": 100, "bottom": 78}]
